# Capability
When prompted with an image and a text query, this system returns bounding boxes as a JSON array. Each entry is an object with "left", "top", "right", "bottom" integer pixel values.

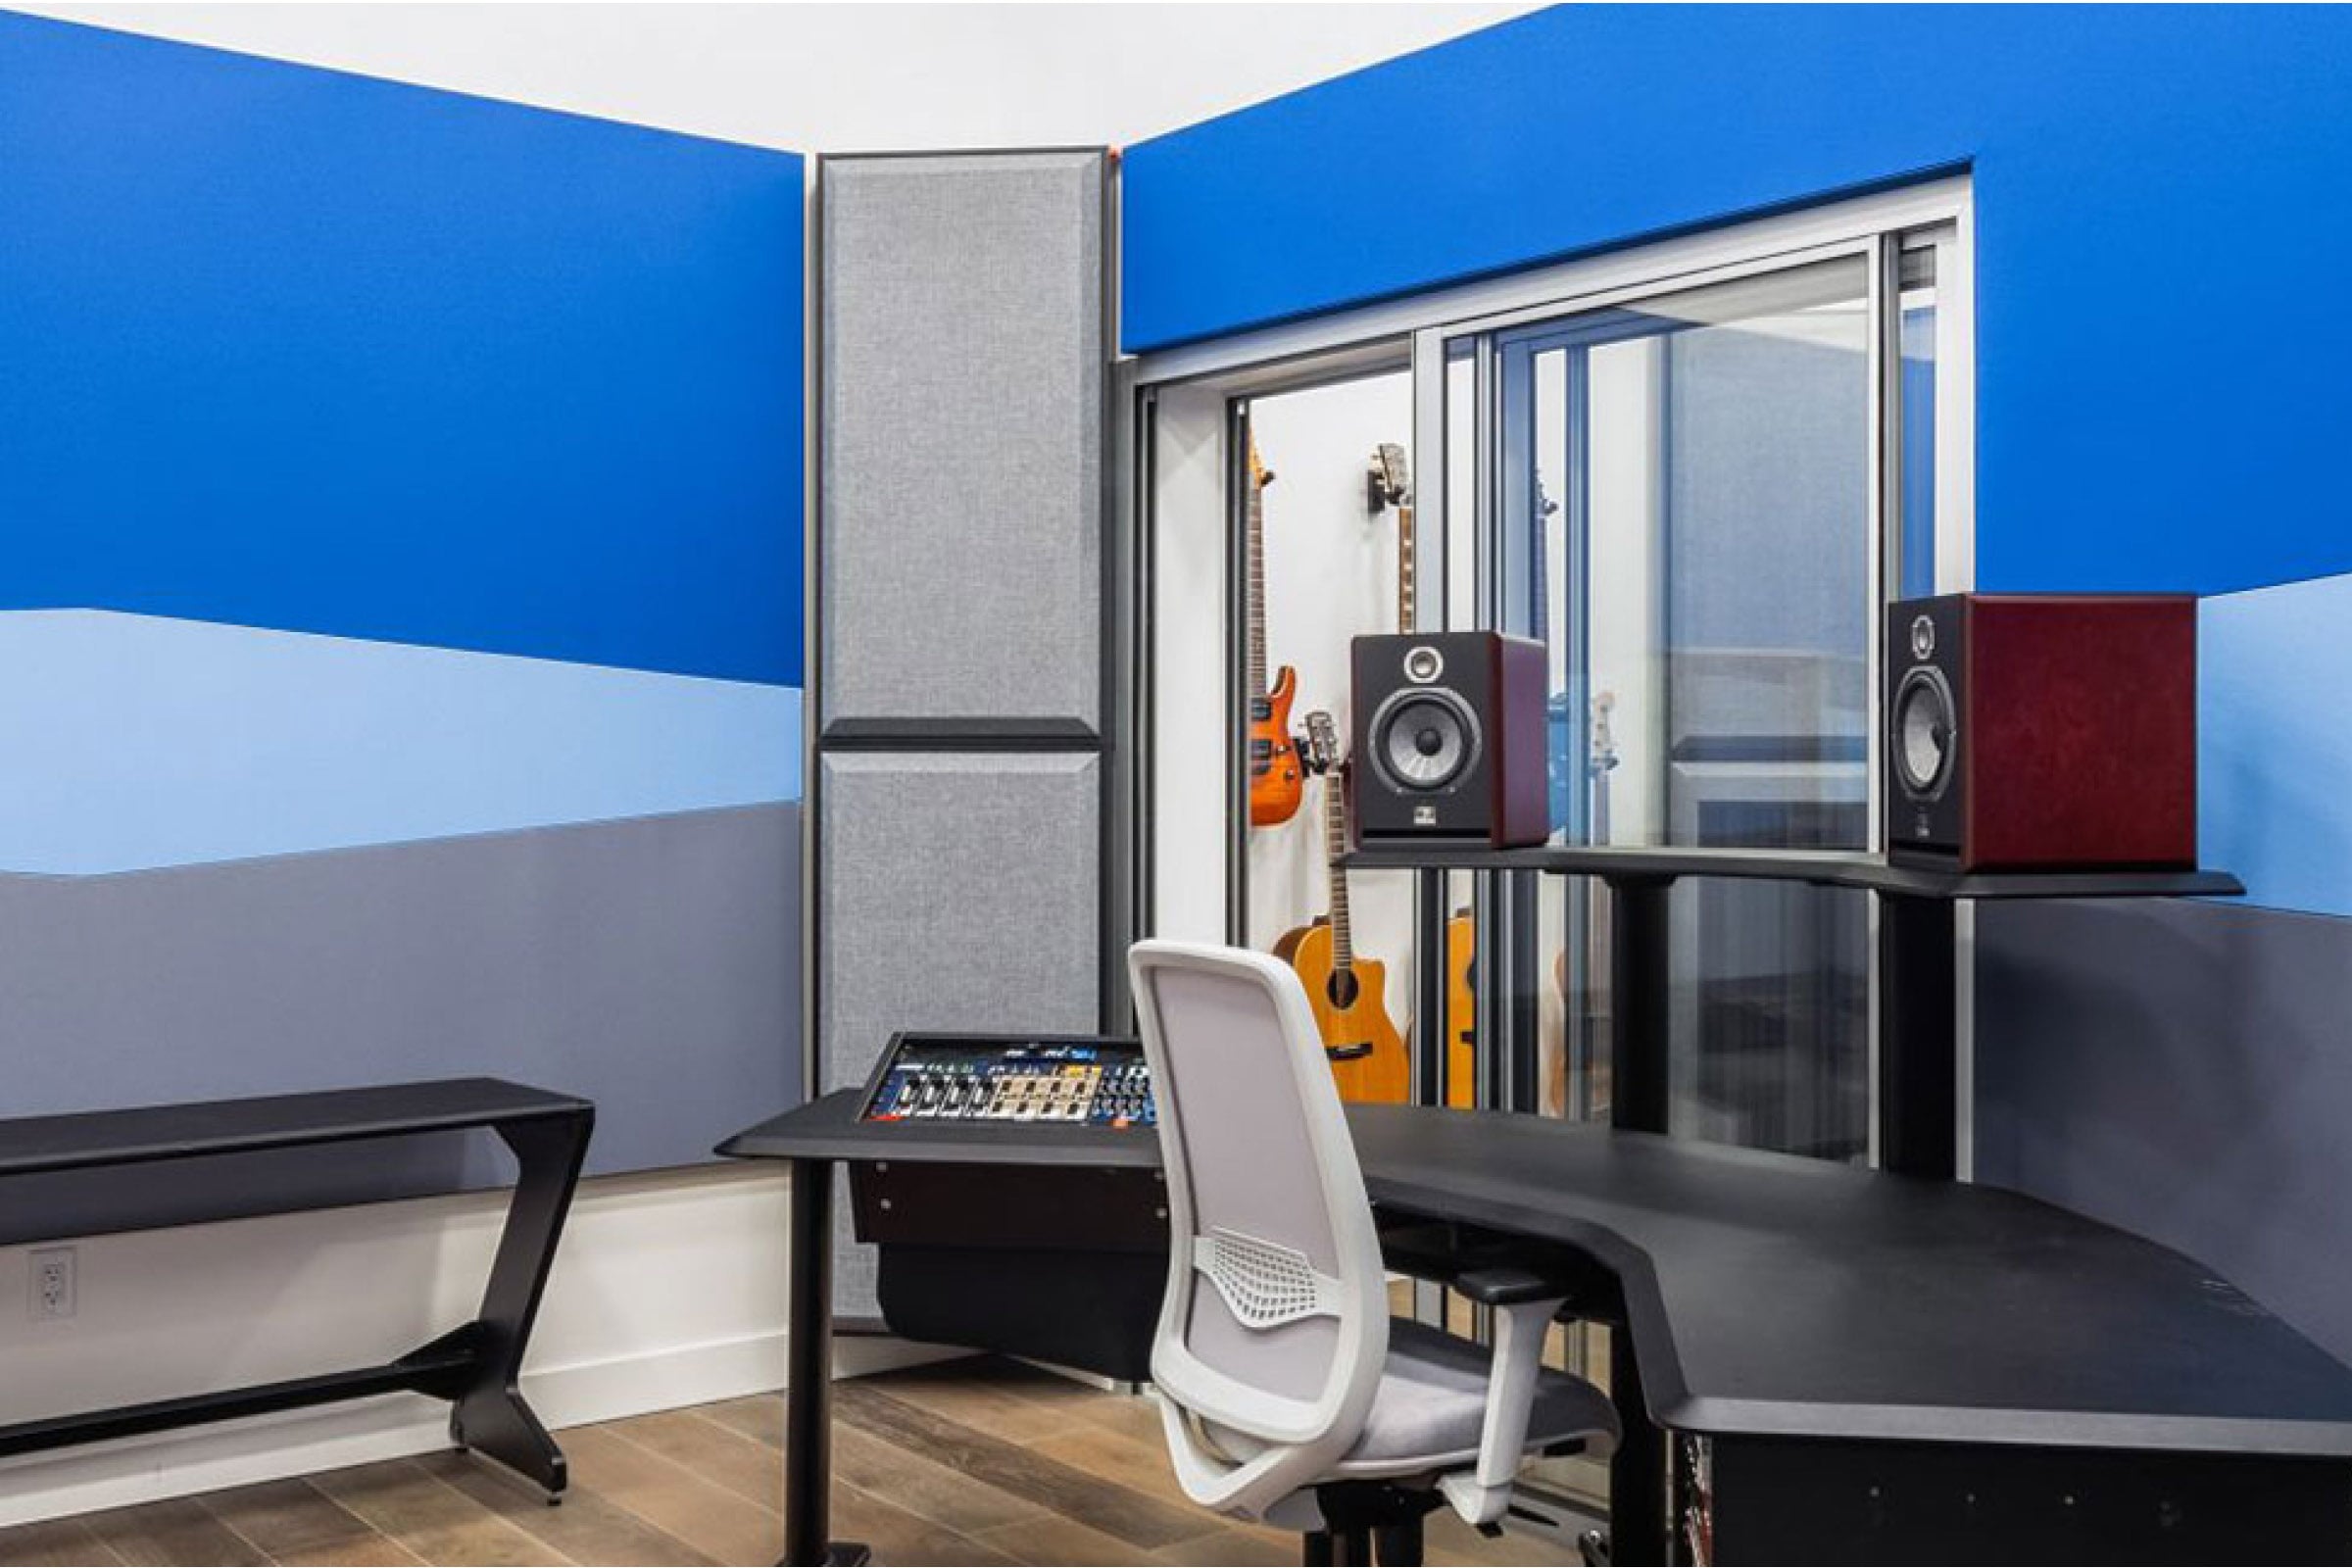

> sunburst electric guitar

[
  {"left": 1372, "top": 442, "right": 1479, "bottom": 1108},
  {"left": 1245, "top": 440, "right": 1302, "bottom": 827},
  {"left": 1277, "top": 711, "right": 1411, "bottom": 1103}
]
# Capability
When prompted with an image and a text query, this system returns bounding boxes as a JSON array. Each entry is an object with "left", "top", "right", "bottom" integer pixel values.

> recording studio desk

[{"left": 720, "top": 1094, "right": 2352, "bottom": 1564}]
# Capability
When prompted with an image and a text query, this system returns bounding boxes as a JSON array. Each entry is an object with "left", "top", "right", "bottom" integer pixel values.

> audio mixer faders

[{"left": 858, "top": 1034, "right": 1155, "bottom": 1129}]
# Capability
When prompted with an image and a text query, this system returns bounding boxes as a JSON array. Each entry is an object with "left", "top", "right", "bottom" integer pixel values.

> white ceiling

[{"left": 9, "top": 2, "right": 1543, "bottom": 153}]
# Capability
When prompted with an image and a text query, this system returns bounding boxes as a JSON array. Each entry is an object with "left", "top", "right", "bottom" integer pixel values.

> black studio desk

[
  {"left": 0, "top": 1079, "right": 593, "bottom": 1495},
  {"left": 720, "top": 1094, "right": 2352, "bottom": 1566}
]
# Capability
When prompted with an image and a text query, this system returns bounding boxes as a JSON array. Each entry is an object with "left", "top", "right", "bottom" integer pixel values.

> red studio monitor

[
  {"left": 1351, "top": 632, "right": 1549, "bottom": 849},
  {"left": 1885, "top": 593, "right": 2198, "bottom": 871}
]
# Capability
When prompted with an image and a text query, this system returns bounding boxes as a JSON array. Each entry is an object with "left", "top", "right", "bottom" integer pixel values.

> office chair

[{"left": 1128, "top": 941, "right": 1619, "bottom": 1567}]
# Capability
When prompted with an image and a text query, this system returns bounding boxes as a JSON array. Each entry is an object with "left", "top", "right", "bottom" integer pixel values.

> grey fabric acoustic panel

[
  {"left": 819, "top": 151, "right": 1106, "bottom": 734},
  {"left": 818, "top": 750, "right": 1102, "bottom": 1314},
  {"left": 819, "top": 752, "right": 1102, "bottom": 1091}
]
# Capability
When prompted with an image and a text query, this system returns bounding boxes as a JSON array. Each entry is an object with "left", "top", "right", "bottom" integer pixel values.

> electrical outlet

[{"left": 28, "top": 1247, "right": 74, "bottom": 1322}]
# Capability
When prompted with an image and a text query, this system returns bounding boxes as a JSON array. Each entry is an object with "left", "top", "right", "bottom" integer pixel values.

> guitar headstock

[
  {"left": 1368, "top": 442, "right": 1410, "bottom": 513},
  {"left": 1299, "top": 710, "right": 1344, "bottom": 777},
  {"left": 1249, "top": 435, "right": 1275, "bottom": 491}
]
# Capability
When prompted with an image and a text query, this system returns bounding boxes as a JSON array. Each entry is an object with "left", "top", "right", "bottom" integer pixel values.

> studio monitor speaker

[
  {"left": 1886, "top": 593, "right": 2197, "bottom": 871},
  {"left": 1351, "top": 632, "right": 1549, "bottom": 848}
]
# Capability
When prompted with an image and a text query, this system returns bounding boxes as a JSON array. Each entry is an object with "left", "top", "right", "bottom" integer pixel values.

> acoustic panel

[
  {"left": 819, "top": 151, "right": 1106, "bottom": 732},
  {"left": 818, "top": 751, "right": 1102, "bottom": 1315}
]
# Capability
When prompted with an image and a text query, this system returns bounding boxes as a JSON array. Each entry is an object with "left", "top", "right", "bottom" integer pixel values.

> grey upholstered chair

[{"left": 1128, "top": 940, "right": 1618, "bottom": 1566}]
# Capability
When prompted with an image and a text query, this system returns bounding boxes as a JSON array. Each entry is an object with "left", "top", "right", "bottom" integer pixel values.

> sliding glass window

[{"left": 1455, "top": 247, "right": 1931, "bottom": 1158}]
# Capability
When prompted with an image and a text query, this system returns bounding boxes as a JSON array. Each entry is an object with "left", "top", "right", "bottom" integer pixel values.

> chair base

[
  {"left": 1298, "top": 1482, "right": 1614, "bottom": 1566},
  {"left": 1299, "top": 1482, "right": 1443, "bottom": 1567}
]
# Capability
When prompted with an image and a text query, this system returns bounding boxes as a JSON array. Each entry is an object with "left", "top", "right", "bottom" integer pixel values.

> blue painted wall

[
  {"left": 1123, "top": 4, "right": 2352, "bottom": 602},
  {"left": 0, "top": 12, "right": 804, "bottom": 685},
  {"left": 0, "top": 16, "right": 806, "bottom": 1191}
]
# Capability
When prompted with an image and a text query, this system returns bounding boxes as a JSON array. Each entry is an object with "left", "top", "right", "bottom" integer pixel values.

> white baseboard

[
  {"left": 0, "top": 1327, "right": 972, "bottom": 1530},
  {"left": 0, "top": 1165, "right": 966, "bottom": 1530}
]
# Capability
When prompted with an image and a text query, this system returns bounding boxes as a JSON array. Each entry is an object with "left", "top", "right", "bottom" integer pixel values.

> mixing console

[{"left": 858, "top": 1033, "right": 1154, "bottom": 1129}]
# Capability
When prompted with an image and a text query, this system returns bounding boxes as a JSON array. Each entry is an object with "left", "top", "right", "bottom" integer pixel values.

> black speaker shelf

[
  {"left": 1345, "top": 844, "right": 2240, "bottom": 1183},
  {"left": 1341, "top": 844, "right": 2242, "bottom": 902}
]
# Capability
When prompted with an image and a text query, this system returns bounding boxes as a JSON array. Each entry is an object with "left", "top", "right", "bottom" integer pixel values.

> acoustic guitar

[
  {"left": 1372, "top": 442, "right": 1479, "bottom": 1108},
  {"left": 1277, "top": 711, "right": 1411, "bottom": 1103},
  {"left": 1245, "top": 439, "right": 1302, "bottom": 827}
]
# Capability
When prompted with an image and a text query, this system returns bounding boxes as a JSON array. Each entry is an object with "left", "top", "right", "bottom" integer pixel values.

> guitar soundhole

[{"left": 1327, "top": 970, "right": 1360, "bottom": 1009}]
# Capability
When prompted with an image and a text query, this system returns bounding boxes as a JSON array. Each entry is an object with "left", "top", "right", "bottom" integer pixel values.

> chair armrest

[
  {"left": 1439, "top": 1292, "right": 1570, "bottom": 1528},
  {"left": 1376, "top": 1218, "right": 1611, "bottom": 1317},
  {"left": 1452, "top": 1266, "right": 1577, "bottom": 1309}
]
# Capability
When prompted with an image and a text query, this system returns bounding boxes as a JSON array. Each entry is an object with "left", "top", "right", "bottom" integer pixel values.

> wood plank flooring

[{"left": 0, "top": 1359, "right": 1575, "bottom": 1567}]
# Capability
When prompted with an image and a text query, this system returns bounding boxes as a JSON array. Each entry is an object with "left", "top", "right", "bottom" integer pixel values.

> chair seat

[
  {"left": 1340, "top": 1317, "right": 1619, "bottom": 1474},
  {"left": 1208, "top": 1316, "right": 1619, "bottom": 1480}
]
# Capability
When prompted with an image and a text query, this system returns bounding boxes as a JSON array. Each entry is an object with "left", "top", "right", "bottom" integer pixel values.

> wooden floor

[{"left": 0, "top": 1359, "right": 1575, "bottom": 1567}]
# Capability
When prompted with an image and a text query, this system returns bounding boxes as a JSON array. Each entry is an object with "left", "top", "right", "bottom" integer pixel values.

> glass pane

[
  {"left": 1899, "top": 245, "right": 1939, "bottom": 600},
  {"left": 1500, "top": 256, "right": 1874, "bottom": 1159}
]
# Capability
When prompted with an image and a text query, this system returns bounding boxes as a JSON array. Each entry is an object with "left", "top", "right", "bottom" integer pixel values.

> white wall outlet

[{"left": 29, "top": 1246, "right": 75, "bottom": 1322}]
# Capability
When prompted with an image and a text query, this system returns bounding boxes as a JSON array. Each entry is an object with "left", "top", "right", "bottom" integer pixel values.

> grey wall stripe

[
  {"left": 1977, "top": 897, "right": 2352, "bottom": 1366},
  {"left": 0, "top": 803, "right": 799, "bottom": 1243}
]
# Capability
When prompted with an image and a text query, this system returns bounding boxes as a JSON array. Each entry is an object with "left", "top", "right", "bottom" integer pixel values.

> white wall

[
  {"left": 1150, "top": 371, "right": 1419, "bottom": 1024},
  {"left": 2, "top": 1168, "right": 757, "bottom": 1525},
  {"left": 12, "top": 3, "right": 1541, "bottom": 153},
  {"left": 1246, "top": 375, "right": 1418, "bottom": 1025},
  {"left": 0, "top": 1165, "right": 956, "bottom": 1527}
]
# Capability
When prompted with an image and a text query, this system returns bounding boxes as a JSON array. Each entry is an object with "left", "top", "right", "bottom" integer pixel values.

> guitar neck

[
  {"left": 1396, "top": 504, "right": 1415, "bottom": 632},
  {"left": 1246, "top": 469, "right": 1269, "bottom": 702},
  {"left": 1325, "top": 769, "right": 1353, "bottom": 970}
]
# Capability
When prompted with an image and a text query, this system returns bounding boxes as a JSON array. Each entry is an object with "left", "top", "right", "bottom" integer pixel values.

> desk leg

[
  {"left": 783, "top": 1158, "right": 868, "bottom": 1567},
  {"left": 1877, "top": 894, "right": 1957, "bottom": 1180},
  {"left": 411, "top": 1108, "right": 590, "bottom": 1499},
  {"left": 1605, "top": 875, "right": 1673, "bottom": 1136},
  {"left": 1608, "top": 1332, "right": 1667, "bottom": 1566},
  {"left": 1601, "top": 874, "right": 1672, "bottom": 1563}
]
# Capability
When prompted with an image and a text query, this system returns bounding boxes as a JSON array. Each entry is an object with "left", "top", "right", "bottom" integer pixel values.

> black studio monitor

[{"left": 1350, "top": 632, "right": 1549, "bottom": 849}]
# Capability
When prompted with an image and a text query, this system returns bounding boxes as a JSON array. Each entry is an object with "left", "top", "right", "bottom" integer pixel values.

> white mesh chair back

[{"left": 1129, "top": 942, "right": 1389, "bottom": 1516}]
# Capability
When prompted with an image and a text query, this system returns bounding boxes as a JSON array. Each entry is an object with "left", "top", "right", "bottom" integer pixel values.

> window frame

[{"left": 1129, "top": 172, "right": 1977, "bottom": 1166}]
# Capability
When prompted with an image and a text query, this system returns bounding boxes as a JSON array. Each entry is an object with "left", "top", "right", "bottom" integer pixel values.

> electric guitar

[
  {"left": 1371, "top": 442, "right": 1479, "bottom": 1107},
  {"left": 1246, "top": 439, "right": 1302, "bottom": 827},
  {"left": 1370, "top": 440, "right": 1417, "bottom": 635},
  {"left": 1276, "top": 711, "right": 1411, "bottom": 1103}
]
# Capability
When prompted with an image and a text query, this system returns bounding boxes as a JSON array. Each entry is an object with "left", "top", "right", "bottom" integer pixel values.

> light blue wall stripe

[
  {"left": 0, "top": 612, "right": 800, "bottom": 875},
  {"left": 2201, "top": 574, "right": 2352, "bottom": 919}
]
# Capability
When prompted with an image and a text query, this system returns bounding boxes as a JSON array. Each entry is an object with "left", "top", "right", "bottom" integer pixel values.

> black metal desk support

[
  {"left": 1601, "top": 872, "right": 1673, "bottom": 1566},
  {"left": 1876, "top": 895, "right": 1957, "bottom": 1180},
  {"left": 782, "top": 1155, "right": 869, "bottom": 1566},
  {"left": 0, "top": 1079, "right": 592, "bottom": 1499}
]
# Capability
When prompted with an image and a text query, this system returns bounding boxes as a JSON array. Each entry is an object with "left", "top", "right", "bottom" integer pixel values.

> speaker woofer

[
  {"left": 1370, "top": 688, "right": 1481, "bottom": 793},
  {"left": 1892, "top": 665, "right": 1956, "bottom": 800}
]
